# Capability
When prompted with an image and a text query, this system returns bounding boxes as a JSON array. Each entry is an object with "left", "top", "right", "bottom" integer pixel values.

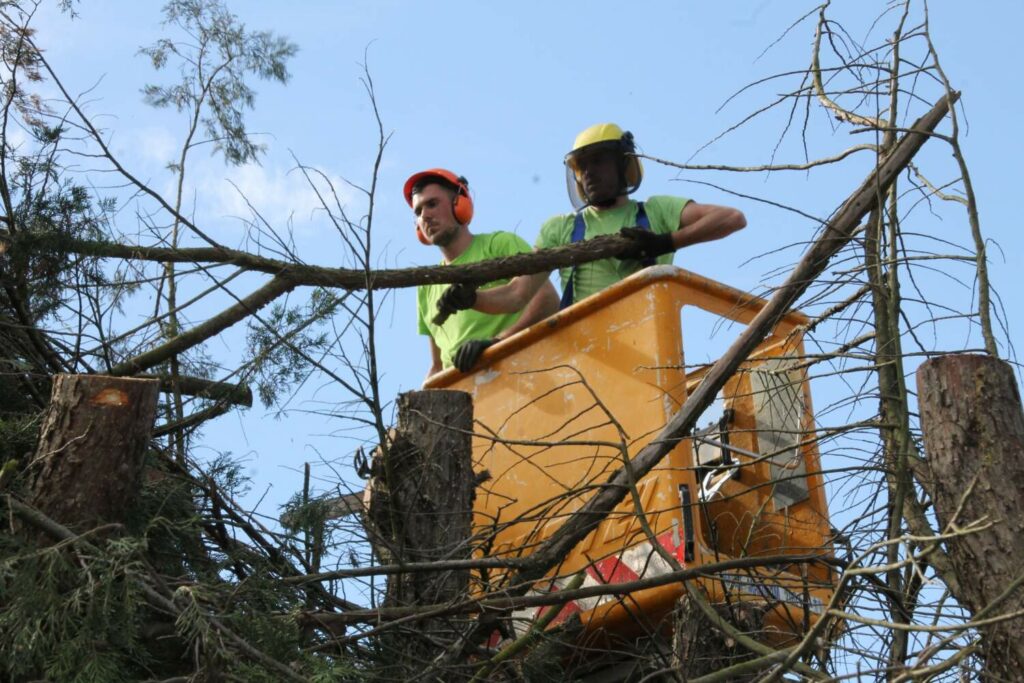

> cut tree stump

[
  {"left": 367, "top": 389, "right": 475, "bottom": 679},
  {"left": 917, "top": 353, "right": 1024, "bottom": 680},
  {"left": 28, "top": 374, "right": 160, "bottom": 531}
]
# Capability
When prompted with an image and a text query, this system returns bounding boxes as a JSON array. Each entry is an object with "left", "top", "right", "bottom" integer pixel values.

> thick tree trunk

[
  {"left": 917, "top": 354, "right": 1024, "bottom": 680},
  {"left": 28, "top": 374, "right": 160, "bottom": 531},
  {"left": 368, "top": 389, "right": 475, "bottom": 678}
]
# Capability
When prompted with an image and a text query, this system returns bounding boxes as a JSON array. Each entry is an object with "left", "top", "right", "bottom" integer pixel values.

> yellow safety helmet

[{"left": 564, "top": 123, "right": 643, "bottom": 210}]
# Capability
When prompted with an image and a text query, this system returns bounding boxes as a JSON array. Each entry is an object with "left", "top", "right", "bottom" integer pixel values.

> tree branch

[
  {"left": 8, "top": 229, "right": 656, "bottom": 290},
  {"left": 108, "top": 275, "right": 297, "bottom": 376}
]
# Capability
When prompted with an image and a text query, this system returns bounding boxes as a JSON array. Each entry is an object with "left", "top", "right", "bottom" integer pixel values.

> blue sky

[{"left": 33, "top": 1, "right": 1024, "bottom": 515}]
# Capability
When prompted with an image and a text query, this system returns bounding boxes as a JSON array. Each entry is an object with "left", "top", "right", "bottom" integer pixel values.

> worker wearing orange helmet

[
  {"left": 434, "top": 124, "right": 746, "bottom": 320},
  {"left": 405, "top": 168, "right": 560, "bottom": 378}
]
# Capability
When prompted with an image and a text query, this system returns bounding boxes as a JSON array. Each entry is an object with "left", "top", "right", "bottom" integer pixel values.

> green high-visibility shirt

[
  {"left": 536, "top": 196, "right": 690, "bottom": 304},
  {"left": 417, "top": 231, "right": 532, "bottom": 369}
]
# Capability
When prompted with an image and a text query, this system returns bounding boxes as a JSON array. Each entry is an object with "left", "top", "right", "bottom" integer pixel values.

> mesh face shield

[
  {"left": 564, "top": 140, "right": 643, "bottom": 211},
  {"left": 565, "top": 158, "right": 589, "bottom": 211}
]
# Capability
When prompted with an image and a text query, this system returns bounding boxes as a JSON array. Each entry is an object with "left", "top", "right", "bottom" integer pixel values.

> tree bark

[
  {"left": 671, "top": 596, "right": 769, "bottom": 680},
  {"left": 917, "top": 353, "right": 1024, "bottom": 680},
  {"left": 28, "top": 374, "right": 160, "bottom": 531},
  {"left": 368, "top": 389, "right": 475, "bottom": 678}
]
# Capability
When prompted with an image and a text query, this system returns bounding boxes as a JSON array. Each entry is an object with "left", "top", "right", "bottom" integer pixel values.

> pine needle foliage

[{"left": 0, "top": 534, "right": 150, "bottom": 682}]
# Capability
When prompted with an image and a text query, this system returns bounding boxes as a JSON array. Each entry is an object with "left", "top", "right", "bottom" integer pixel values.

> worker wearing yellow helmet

[
  {"left": 563, "top": 122, "right": 644, "bottom": 212},
  {"left": 434, "top": 123, "right": 746, "bottom": 323}
]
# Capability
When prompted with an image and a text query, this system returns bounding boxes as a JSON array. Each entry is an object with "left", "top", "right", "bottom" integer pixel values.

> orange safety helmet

[{"left": 403, "top": 168, "right": 474, "bottom": 245}]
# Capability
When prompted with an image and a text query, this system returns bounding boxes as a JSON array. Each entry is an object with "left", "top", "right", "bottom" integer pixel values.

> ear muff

[
  {"left": 450, "top": 177, "right": 474, "bottom": 225},
  {"left": 415, "top": 225, "right": 431, "bottom": 245},
  {"left": 619, "top": 131, "right": 643, "bottom": 192}
]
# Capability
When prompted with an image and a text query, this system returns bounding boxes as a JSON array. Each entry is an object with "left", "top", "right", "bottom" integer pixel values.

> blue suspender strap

[
  {"left": 559, "top": 210, "right": 588, "bottom": 310},
  {"left": 571, "top": 209, "right": 589, "bottom": 243},
  {"left": 635, "top": 201, "right": 650, "bottom": 230},
  {"left": 558, "top": 202, "right": 652, "bottom": 310}
]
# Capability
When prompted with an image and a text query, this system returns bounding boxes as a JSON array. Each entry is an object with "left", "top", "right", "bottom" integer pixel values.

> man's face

[
  {"left": 575, "top": 148, "right": 621, "bottom": 204},
  {"left": 412, "top": 184, "right": 461, "bottom": 248}
]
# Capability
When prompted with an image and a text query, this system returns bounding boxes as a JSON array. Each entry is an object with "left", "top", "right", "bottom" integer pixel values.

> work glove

[
  {"left": 453, "top": 338, "right": 496, "bottom": 373},
  {"left": 618, "top": 227, "right": 675, "bottom": 261},
  {"left": 432, "top": 282, "right": 478, "bottom": 325}
]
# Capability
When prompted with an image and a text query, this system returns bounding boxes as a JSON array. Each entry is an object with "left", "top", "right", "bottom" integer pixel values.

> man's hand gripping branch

[
  {"left": 431, "top": 281, "right": 479, "bottom": 326},
  {"left": 617, "top": 226, "right": 675, "bottom": 260}
]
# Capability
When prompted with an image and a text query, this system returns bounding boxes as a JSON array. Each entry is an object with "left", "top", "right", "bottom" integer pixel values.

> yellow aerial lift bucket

[{"left": 424, "top": 265, "right": 835, "bottom": 644}]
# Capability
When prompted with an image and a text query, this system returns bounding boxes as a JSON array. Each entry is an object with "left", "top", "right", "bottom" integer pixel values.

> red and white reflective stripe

[{"left": 508, "top": 528, "right": 684, "bottom": 638}]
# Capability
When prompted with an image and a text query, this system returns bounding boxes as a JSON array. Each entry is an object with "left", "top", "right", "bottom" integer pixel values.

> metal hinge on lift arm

[
  {"left": 692, "top": 408, "right": 745, "bottom": 502},
  {"left": 692, "top": 399, "right": 810, "bottom": 506}
]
